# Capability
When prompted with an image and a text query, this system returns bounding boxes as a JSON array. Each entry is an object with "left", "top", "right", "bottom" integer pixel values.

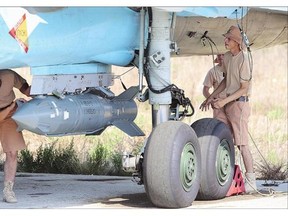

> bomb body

[{"left": 13, "top": 88, "right": 144, "bottom": 137}]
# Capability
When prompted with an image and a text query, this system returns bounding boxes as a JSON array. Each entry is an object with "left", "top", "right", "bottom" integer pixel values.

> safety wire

[
  {"left": 235, "top": 7, "right": 253, "bottom": 82},
  {"left": 200, "top": 30, "right": 220, "bottom": 73},
  {"left": 113, "top": 65, "right": 136, "bottom": 91},
  {"left": 236, "top": 132, "right": 287, "bottom": 197},
  {"left": 208, "top": 37, "right": 219, "bottom": 73}
]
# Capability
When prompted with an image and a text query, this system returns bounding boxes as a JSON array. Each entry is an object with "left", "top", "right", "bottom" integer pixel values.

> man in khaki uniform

[
  {"left": 0, "top": 69, "right": 31, "bottom": 203},
  {"left": 202, "top": 54, "right": 228, "bottom": 125},
  {"left": 200, "top": 26, "right": 256, "bottom": 193}
]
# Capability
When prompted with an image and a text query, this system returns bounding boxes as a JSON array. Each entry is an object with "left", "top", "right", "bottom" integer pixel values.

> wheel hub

[
  {"left": 180, "top": 142, "right": 197, "bottom": 191},
  {"left": 216, "top": 139, "right": 231, "bottom": 186}
]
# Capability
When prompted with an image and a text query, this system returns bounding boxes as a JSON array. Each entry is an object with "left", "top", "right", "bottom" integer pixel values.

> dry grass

[
  {"left": 1, "top": 44, "right": 287, "bottom": 177},
  {"left": 256, "top": 161, "right": 287, "bottom": 180}
]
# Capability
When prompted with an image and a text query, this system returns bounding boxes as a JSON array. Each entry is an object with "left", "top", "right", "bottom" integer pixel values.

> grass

[
  {"left": 17, "top": 136, "right": 130, "bottom": 176},
  {"left": 18, "top": 140, "right": 81, "bottom": 174},
  {"left": 0, "top": 44, "right": 287, "bottom": 179},
  {"left": 256, "top": 161, "right": 287, "bottom": 181}
]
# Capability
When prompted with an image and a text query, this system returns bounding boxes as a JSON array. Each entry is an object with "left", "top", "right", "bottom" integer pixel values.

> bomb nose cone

[{"left": 12, "top": 102, "right": 39, "bottom": 132}]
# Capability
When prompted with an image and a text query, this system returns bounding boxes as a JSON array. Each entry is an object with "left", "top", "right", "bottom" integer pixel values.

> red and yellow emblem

[{"left": 9, "top": 14, "right": 29, "bottom": 53}]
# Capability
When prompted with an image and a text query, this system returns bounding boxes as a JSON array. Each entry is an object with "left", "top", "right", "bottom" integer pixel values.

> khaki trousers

[{"left": 0, "top": 105, "right": 26, "bottom": 152}]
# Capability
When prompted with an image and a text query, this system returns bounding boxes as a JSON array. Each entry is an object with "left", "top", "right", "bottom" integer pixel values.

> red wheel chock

[{"left": 226, "top": 165, "right": 245, "bottom": 196}]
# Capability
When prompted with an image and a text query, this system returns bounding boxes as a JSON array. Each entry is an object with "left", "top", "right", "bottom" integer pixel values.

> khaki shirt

[
  {"left": 203, "top": 64, "right": 226, "bottom": 99},
  {"left": 223, "top": 51, "right": 252, "bottom": 96},
  {"left": 0, "top": 69, "right": 27, "bottom": 108}
]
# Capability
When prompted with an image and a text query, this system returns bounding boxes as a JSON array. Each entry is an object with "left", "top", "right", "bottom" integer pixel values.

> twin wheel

[{"left": 143, "top": 118, "right": 235, "bottom": 208}]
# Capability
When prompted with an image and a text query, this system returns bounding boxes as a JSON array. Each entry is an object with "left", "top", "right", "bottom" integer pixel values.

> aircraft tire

[
  {"left": 143, "top": 121, "right": 201, "bottom": 208},
  {"left": 191, "top": 118, "right": 235, "bottom": 200}
]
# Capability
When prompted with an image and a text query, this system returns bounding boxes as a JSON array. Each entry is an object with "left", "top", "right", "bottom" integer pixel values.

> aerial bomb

[{"left": 12, "top": 87, "right": 145, "bottom": 137}]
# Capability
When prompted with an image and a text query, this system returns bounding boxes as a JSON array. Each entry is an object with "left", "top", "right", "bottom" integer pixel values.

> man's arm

[
  {"left": 200, "top": 78, "right": 226, "bottom": 111},
  {"left": 213, "top": 81, "right": 249, "bottom": 109},
  {"left": 208, "top": 78, "right": 226, "bottom": 100},
  {"left": 203, "top": 86, "right": 211, "bottom": 98}
]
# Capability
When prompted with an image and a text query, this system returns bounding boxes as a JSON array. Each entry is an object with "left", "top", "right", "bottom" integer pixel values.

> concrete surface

[{"left": 0, "top": 171, "right": 287, "bottom": 215}]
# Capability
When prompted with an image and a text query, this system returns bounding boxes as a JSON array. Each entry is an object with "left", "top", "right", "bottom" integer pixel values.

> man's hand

[{"left": 200, "top": 97, "right": 213, "bottom": 111}]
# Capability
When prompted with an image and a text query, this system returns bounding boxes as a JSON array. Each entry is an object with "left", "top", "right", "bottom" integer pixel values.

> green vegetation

[
  {"left": 16, "top": 138, "right": 130, "bottom": 176},
  {"left": 267, "top": 107, "right": 285, "bottom": 120},
  {"left": 18, "top": 140, "right": 81, "bottom": 174}
]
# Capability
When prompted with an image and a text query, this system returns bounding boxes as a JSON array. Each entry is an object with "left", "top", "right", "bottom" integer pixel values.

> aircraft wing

[{"left": 173, "top": 7, "right": 288, "bottom": 56}]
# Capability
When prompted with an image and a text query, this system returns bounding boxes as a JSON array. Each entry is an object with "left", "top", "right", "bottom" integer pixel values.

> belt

[
  {"left": 235, "top": 96, "right": 249, "bottom": 102},
  {"left": 0, "top": 102, "right": 13, "bottom": 112}
]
